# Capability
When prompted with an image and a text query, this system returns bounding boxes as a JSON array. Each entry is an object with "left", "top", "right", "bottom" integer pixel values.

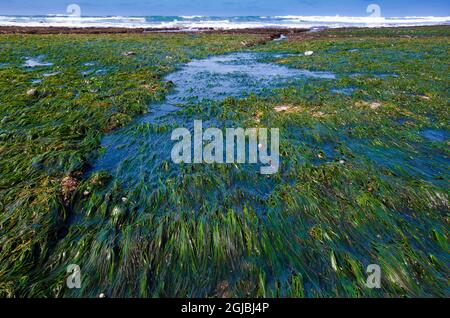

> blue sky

[{"left": 1, "top": 0, "right": 449, "bottom": 17}]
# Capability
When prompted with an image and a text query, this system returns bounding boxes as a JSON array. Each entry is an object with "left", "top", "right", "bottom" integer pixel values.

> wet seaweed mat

[{"left": 0, "top": 27, "right": 449, "bottom": 298}]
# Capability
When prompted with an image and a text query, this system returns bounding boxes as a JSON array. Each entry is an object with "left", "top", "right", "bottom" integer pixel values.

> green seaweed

[{"left": 0, "top": 27, "right": 448, "bottom": 298}]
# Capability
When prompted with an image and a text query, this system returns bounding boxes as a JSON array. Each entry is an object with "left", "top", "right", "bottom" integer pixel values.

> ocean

[{"left": 0, "top": 15, "right": 449, "bottom": 29}]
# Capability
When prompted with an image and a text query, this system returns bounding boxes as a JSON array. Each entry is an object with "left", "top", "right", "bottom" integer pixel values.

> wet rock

[
  {"left": 274, "top": 105, "right": 290, "bottom": 112},
  {"left": 141, "top": 84, "right": 158, "bottom": 93},
  {"left": 355, "top": 101, "right": 382, "bottom": 110},
  {"left": 370, "top": 102, "right": 382, "bottom": 110},
  {"left": 112, "top": 206, "right": 124, "bottom": 216},
  {"left": 312, "top": 111, "right": 325, "bottom": 118},
  {"left": 90, "top": 171, "right": 111, "bottom": 187},
  {"left": 273, "top": 35, "right": 287, "bottom": 42},
  {"left": 253, "top": 110, "right": 263, "bottom": 123},
  {"left": 274, "top": 105, "right": 303, "bottom": 114},
  {"left": 111, "top": 205, "right": 127, "bottom": 224},
  {"left": 122, "top": 51, "right": 136, "bottom": 56},
  {"left": 105, "top": 112, "right": 131, "bottom": 132},
  {"left": 26, "top": 88, "right": 38, "bottom": 97}
]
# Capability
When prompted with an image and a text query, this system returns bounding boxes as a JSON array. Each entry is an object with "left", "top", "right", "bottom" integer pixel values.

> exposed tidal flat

[{"left": 0, "top": 27, "right": 448, "bottom": 297}]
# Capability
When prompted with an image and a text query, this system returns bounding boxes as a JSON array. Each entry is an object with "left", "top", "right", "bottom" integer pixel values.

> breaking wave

[{"left": 0, "top": 15, "right": 448, "bottom": 29}]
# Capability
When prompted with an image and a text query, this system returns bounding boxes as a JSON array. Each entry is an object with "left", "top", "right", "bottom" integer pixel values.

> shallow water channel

[
  {"left": 90, "top": 52, "right": 336, "bottom": 187},
  {"left": 90, "top": 51, "right": 448, "bottom": 191}
]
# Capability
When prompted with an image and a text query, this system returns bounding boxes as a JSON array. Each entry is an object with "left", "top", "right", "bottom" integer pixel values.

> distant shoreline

[
  {"left": 1, "top": 14, "right": 448, "bottom": 31},
  {"left": 0, "top": 26, "right": 307, "bottom": 35},
  {"left": 0, "top": 24, "right": 448, "bottom": 35}
]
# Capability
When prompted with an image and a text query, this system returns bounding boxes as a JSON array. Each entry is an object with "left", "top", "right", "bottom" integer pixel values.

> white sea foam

[
  {"left": 180, "top": 16, "right": 207, "bottom": 19},
  {"left": 0, "top": 15, "right": 448, "bottom": 29}
]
